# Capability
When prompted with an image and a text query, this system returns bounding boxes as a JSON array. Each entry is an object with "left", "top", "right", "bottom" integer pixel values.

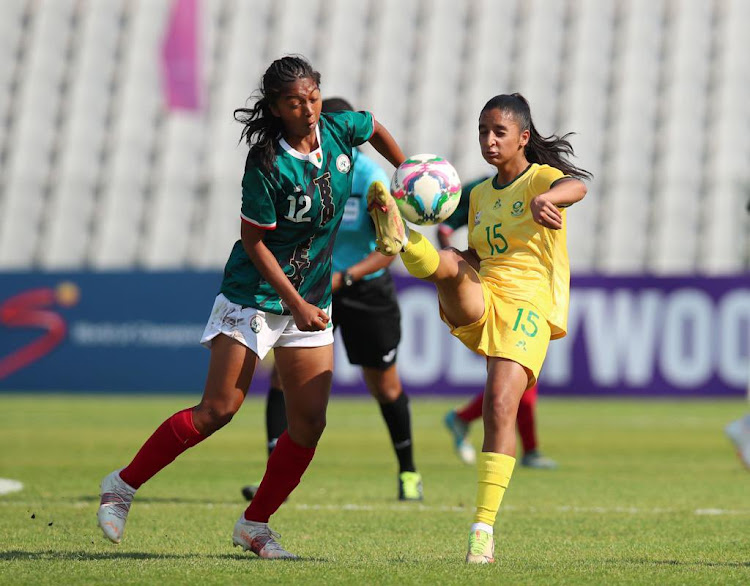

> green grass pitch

[{"left": 1, "top": 394, "right": 749, "bottom": 585}]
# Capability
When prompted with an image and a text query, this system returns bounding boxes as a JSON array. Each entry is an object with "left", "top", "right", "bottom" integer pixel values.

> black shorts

[{"left": 332, "top": 272, "right": 401, "bottom": 370}]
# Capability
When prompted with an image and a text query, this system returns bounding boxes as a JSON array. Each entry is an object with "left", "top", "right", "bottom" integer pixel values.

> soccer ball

[{"left": 390, "top": 154, "right": 462, "bottom": 225}]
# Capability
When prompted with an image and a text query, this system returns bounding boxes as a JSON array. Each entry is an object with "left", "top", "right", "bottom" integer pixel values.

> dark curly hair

[{"left": 234, "top": 55, "right": 321, "bottom": 174}]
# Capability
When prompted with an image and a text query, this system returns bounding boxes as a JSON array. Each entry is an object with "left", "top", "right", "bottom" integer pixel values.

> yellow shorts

[{"left": 439, "top": 280, "right": 551, "bottom": 386}]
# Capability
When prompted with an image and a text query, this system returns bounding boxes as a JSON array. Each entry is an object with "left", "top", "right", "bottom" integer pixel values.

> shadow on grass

[
  {"left": 0, "top": 550, "right": 329, "bottom": 563},
  {"left": 618, "top": 558, "right": 750, "bottom": 569}
]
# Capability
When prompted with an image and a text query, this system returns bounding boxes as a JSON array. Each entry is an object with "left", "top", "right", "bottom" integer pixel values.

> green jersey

[
  {"left": 441, "top": 176, "right": 491, "bottom": 230},
  {"left": 220, "top": 110, "right": 375, "bottom": 314}
]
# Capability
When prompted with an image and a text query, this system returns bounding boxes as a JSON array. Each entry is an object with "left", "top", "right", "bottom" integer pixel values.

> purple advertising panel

[
  {"left": 371, "top": 275, "right": 748, "bottom": 397},
  {"left": 0, "top": 272, "right": 747, "bottom": 397},
  {"left": 541, "top": 276, "right": 750, "bottom": 397}
]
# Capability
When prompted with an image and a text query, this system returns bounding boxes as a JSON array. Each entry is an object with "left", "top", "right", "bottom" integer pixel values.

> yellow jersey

[{"left": 467, "top": 163, "right": 570, "bottom": 339}]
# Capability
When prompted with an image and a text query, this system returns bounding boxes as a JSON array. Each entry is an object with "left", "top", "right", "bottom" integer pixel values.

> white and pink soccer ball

[{"left": 390, "top": 154, "right": 462, "bottom": 225}]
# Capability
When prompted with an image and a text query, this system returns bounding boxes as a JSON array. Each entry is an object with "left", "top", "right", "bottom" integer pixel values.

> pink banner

[{"left": 161, "top": 0, "right": 201, "bottom": 111}]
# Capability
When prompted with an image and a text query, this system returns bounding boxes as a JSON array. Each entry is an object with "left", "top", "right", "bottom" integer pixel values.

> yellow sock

[
  {"left": 400, "top": 230, "right": 440, "bottom": 279},
  {"left": 473, "top": 452, "right": 516, "bottom": 527}
]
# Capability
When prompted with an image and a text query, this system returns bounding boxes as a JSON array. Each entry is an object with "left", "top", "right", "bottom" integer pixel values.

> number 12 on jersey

[{"left": 285, "top": 194, "right": 312, "bottom": 223}]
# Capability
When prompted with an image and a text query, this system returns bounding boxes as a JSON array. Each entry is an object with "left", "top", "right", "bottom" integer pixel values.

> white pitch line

[
  {"left": 2, "top": 500, "right": 749, "bottom": 516},
  {"left": 0, "top": 478, "right": 23, "bottom": 496}
]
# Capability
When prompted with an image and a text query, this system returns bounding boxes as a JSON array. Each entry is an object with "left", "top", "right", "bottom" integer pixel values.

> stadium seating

[{"left": 0, "top": 0, "right": 746, "bottom": 274}]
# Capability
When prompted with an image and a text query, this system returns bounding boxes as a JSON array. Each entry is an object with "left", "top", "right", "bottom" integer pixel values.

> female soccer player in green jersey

[
  {"left": 97, "top": 56, "right": 406, "bottom": 559},
  {"left": 243, "top": 97, "right": 423, "bottom": 505}
]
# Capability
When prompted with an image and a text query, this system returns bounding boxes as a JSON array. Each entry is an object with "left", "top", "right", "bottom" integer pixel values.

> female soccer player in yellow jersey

[{"left": 368, "top": 93, "right": 591, "bottom": 564}]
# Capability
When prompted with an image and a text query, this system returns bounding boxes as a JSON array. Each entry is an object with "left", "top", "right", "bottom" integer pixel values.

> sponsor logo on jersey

[
  {"left": 336, "top": 154, "right": 351, "bottom": 174},
  {"left": 250, "top": 315, "right": 263, "bottom": 334},
  {"left": 493, "top": 199, "right": 502, "bottom": 210},
  {"left": 474, "top": 211, "right": 482, "bottom": 226}
]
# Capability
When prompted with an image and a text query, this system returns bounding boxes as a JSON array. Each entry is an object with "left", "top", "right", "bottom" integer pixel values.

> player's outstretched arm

[{"left": 368, "top": 119, "right": 406, "bottom": 169}]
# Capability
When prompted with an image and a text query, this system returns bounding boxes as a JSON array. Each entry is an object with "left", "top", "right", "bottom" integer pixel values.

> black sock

[
  {"left": 379, "top": 392, "right": 416, "bottom": 473},
  {"left": 265, "top": 387, "right": 287, "bottom": 456}
]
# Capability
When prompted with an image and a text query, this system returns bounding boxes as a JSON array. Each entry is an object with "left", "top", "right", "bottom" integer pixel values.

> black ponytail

[
  {"left": 481, "top": 93, "right": 593, "bottom": 181},
  {"left": 234, "top": 55, "right": 321, "bottom": 174}
]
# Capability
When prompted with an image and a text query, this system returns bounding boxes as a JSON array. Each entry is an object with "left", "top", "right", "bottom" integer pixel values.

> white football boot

[
  {"left": 232, "top": 516, "right": 299, "bottom": 560},
  {"left": 466, "top": 528, "right": 495, "bottom": 564},
  {"left": 97, "top": 470, "right": 136, "bottom": 544}
]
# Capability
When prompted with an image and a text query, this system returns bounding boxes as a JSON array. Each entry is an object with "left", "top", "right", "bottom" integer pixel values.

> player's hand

[
  {"left": 331, "top": 272, "right": 343, "bottom": 293},
  {"left": 531, "top": 194, "right": 563, "bottom": 230},
  {"left": 291, "top": 302, "right": 330, "bottom": 332}
]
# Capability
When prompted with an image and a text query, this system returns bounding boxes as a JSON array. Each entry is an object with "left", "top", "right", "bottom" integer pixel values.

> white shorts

[{"left": 200, "top": 293, "right": 333, "bottom": 359}]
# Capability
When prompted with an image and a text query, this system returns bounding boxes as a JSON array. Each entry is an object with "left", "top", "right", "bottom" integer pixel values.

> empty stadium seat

[{"left": 0, "top": 0, "right": 747, "bottom": 274}]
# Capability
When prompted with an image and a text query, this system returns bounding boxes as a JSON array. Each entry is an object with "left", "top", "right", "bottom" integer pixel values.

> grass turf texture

[{"left": 1, "top": 395, "right": 749, "bottom": 585}]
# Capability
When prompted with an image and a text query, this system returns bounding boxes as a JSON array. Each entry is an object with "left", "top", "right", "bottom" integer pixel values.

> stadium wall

[{"left": 0, "top": 272, "right": 747, "bottom": 397}]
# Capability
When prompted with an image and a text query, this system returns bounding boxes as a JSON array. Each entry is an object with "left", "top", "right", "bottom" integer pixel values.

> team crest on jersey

[
  {"left": 493, "top": 199, "right": 502, "bottom": 210},
  {"left": 474, "top": 211, "right": 482, "bottom": 226},
  {"left": 336, "top": 154, "right": 351, "bottom": 174},
  {"left": 249, "top": 314, "right": 263, "bottom": 334},
  {"left": 511, "top": 201, "right": 525, "bottom": 217}
]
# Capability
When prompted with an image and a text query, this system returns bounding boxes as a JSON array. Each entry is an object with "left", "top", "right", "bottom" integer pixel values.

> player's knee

[
  {"left": 440, "top": 247, "right": 462, "bottom": 261},
  {"left": 371, "top": 383, "right": 401, "bottom": 403},
  {"left": 436, "top": 249, "right": 460, "bottom": 273},
  {"left": 484, "top": 392, "right": 518, "bottom": 427},
  {"left": 193, "top": 401, "right": 238, "bottom": 434},
  {"left": 290, "top": 413, "right": 327, "bottom": 446}
]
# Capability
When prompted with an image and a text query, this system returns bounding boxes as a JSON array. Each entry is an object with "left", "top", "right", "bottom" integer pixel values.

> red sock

[
  {"left": 517, "top": 384, "right": 538, "bottom": 453},
  {"left": 119, "top": 408, "right": 206, "bottom": 489},
  {"left": 244, "top": 431, "right": 315, "bottom": 523},
  {"left": 456, "top": 392, "right": 484, "bottom": 423}
]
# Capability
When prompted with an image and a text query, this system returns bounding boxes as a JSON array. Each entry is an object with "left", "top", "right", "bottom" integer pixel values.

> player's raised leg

[
  {"left": 98, "top": 334, "right": 256, "bottom": 543},
  {"left": 367, "top": 182, "right": 485, "bottom": 329},
  {"left": 233, "top": 344, "right": 332, "bottom": 559}
]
